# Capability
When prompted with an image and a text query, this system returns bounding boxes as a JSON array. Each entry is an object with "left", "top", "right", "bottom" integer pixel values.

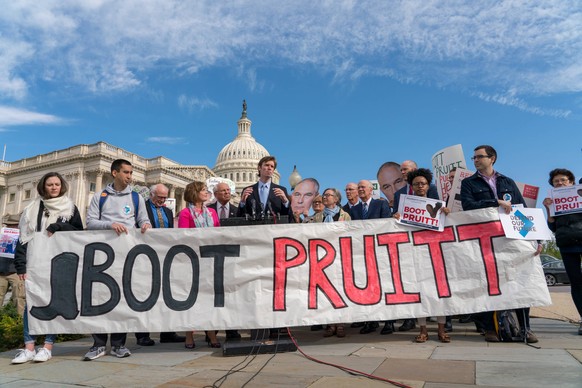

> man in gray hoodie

[{"left": 83, "top": 159, "right": 151, "bottom": 361}]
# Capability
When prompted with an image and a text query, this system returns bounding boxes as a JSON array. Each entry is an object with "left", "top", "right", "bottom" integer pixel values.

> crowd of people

[{"left": 4, "top": 144, "right": 582, "bottom": 365}]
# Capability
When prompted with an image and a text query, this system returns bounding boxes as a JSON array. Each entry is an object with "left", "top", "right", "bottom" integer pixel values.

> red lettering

[
  {"left": 340, "top": 236, "right": 381, "bottom": 305},
  {"left": 377, "top": 232, "right": 421, "bottom": 305},
  {"left": 411, "top": 227, "right": 456, "bottom": 298},
  {"left": 456, "top": 221, "right": 505, "bottom": 296},
  {"left": 308, "top": 239, "right": 347, "bottom": 309},
  {"left": 273, "top": 238, "right": 306, "bottom": 311}
]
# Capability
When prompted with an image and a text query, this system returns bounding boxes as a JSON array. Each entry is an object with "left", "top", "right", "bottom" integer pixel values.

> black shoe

[
  {"left": 444, "top": 318, "right": 453, "bottom": 333},
  {"left": 311, "top": 325, "right": 324, "bottom": 331},
  {"left": 359, "top": 322, "right": 378, "bottom": 334},
  {"left": 381, "top": 322, "right": 395, "bottom": 335},
  {"left": 398, "top": 319, "right": 416, "bottom": 332},
  {"left": 159, "top": 333, "right": 186, "bottom": 343},
  {"left": 225, "top": 330, "right": 242, "bottom": 340},
  {"left": 350, "top": 322, "right": 365, "bottom": 328},
  {"left": 136, "top": 337, "right": 155, "bottom": 346}
]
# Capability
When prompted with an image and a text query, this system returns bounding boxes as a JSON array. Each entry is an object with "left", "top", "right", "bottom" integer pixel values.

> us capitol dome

[{"left": 213, "top": 100, "right": 280, "bottom": 195}]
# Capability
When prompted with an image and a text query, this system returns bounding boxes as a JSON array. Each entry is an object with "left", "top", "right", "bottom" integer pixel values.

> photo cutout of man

[
  {"left": 376, "top": 162, "right": 406, "bottom": 209},
  {"left": 291, "top": 178, "right": 319, "bottom": 220}
]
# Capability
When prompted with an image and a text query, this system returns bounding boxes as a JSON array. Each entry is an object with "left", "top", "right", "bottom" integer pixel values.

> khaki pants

[{"left": 0, "top": 273, "right": 26, "bottom": 316}]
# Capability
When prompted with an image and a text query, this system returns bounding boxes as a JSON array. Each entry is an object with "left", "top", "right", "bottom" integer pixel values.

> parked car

[
  {"left": 539, "top": 254, "right": 561, "bottom": 266},
  {"left": 543, "top": 260, "right": 570, "bottom": 286}
]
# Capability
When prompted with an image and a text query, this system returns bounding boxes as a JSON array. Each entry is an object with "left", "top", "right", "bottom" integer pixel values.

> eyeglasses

[
  {"left": 322, "top": 193, "right": 335, "bottom": 197},
  {"left": 412, "top": 182, "right": 428, "bottom": 187},
  {"left": 312, "top": 201, "right": 323, "bottom": 205},
  {"left": 552, "top": 178, "right": 571, "bottom": 185},
  {"left": 471, "top": 155, "right": 490, "bottom": 160}
]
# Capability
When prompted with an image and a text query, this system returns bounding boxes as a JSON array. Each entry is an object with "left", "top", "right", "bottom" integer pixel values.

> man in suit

[
  {"left": 138, "top": 184, "right": 185, "bottom": 345},
  {"left": 209, "top": 183, "right": 238, "bottom": 219},
  {"left": 238, "top": 156, "right": 290, "bottom": 218},
  {"left": 342, "top": 182, "right": 360, "bottom": 213},
  {"left": 208, "top": 182, "right": 241, "bottom": 340},
  {"left": 349, "top": 180, "right": 392, "bottom": 335}
]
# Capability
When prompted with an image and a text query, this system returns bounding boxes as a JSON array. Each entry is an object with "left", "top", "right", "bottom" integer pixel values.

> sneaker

[
  {"left": 11, "top": 349, "right": 36, "bottom": 364},
  {"left": 83, "top": 346, "right": 106, "bottom": 361},
  {"left": 484, "top": 330, "right": 500, "bottom": 342},
  {"left": 110, "top": 346, "right": 131, "bottom": 358},
  {"left": 33, "top": 348, "right": 52, "bottom": 362},
  {"left": 525, "top": 330, "right": 539, "bottom": 343}
]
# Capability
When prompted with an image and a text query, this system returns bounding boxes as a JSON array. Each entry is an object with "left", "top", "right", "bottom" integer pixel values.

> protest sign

[
  {"left": 431, "top": 144, "right": 467, "bottom": 201},
  {"left": 448, "top": 168, "right": 474, "bottom": 212},
  {"left": 0, "top": 227, "right": 19, "bottom": 259},
  {"left": 499, "top": 206, "right": 553, "bottom": 240},
  {"left": 396, "top": 194, "right": 447, "bottom": 232},
  {"left": 516, "top": 182, "right": 539, "bottom": 208},
  {"left": 26, "top": 208, "right": 550, "bottom": 335},
  {"left": 548, "top": 184, "right": 582, "bottom": 217}
]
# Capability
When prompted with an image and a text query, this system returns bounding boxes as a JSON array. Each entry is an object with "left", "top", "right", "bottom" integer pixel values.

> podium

[{"left": 219, "top": 215, "right": 297, "bottom": 356}]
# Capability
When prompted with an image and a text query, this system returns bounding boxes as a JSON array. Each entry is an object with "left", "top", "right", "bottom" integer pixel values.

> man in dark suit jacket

[
  {"left": 209, "top": 182, "right": 238, "bottom": 219},
  {"left": 349, "top": 180, "right": 392, "bottom": 335},
  {"left": 208, "top": 182, "right": 242, "bottom": 340},
  {"left": 138, "top": 184, "right": 184, "bottom": 345},
  {"left": 238, "top": 156, "right": 290, "bottom": 218},
  {"left": 342, "top": 182, "right": 360, "bottom": 213}
]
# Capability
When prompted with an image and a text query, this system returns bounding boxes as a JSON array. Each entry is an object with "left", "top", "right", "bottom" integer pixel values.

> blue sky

[{"left": 1, "top": 1, "right": 581, "bottom": 202}]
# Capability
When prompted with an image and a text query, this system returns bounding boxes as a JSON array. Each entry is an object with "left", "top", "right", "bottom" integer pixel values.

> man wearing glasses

[
  {"left": 460, "top": 144, "right": 540, "bottom": 343},
  {"left": 342, "top": 182, "right": 360, "bottom": 213}
]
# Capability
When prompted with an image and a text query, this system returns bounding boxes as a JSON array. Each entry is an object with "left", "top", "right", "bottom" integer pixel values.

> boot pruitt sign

[{"left": 26, "top": 208, "right": 550, "bottom": 335}]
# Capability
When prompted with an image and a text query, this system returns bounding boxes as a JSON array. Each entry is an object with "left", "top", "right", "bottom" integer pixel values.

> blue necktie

[
  {"left": 260, "top": 184, "right": 268, "bottom": 207},
  {"left": 362, "top": 202, "right": 368, "bottom": 219}
]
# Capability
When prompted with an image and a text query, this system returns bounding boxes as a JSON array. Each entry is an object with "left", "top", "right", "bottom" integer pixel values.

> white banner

[
  {"left": 499, "top": 206, "right": 553, "bottom": 240},
  {"left": 548, "top": 184, "right": 582, "bottom": 216},
  {"left": 26, "top": 208, "right": 550, "bottom": 334},
  {"left": 396, "top": 195, "right": 446, "bottom": 232},
  {"left": 431, "top": 144, "right": 467, "bottom": 202}
]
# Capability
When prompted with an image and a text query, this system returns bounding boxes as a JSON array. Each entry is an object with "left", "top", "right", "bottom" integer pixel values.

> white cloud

[
  {"left": 177, "top": 95, "right": 218, "bottom": 112},
  {"left": 0, "top": 1, "right": 580, "bottom": 104},
  {"left": 145, "top": 137, "right": 187, "bottom": 145},
  {"left": 474, "top": 92, "right": 571, "bottom": 118},
  {"left": 0, "top": 106, "right": 66, "bottom": 126}
]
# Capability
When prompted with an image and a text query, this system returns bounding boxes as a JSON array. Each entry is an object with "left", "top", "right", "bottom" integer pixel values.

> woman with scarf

[
  {"left": 11, "top": 172, "right": 83, "bottom": 364},
  {"left": 313, "top": 188, "right": 351, "bottom": 337},
  {"left": 178, "top": 181, "right": 221, "bottom": 349}
]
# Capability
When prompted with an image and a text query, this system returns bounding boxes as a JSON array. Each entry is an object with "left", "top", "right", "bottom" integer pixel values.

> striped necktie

[
  {"left": 362, "top": 202, "right": 368, "bottom": 219},
  {"left": 156, "top": 207, "right": 165, "bottom": 228}
]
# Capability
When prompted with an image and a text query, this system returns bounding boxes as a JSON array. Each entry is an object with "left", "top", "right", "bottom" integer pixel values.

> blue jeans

[{"left": 23, "top": 306, "right": 57, "bottom": 345}]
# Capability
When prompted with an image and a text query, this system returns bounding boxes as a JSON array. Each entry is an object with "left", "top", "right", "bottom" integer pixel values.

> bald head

[
  {"left": 357, "top": 180, "right": 373, "bottom": 202},
  {"left": 213, "top": 182, "right": 231, "bottom": 205},
  {"left": 149, "top": 184, "right": 169, "bottom": 207},
  {"left": 400, "top": 160, "right": 418, "bottom": 179}
]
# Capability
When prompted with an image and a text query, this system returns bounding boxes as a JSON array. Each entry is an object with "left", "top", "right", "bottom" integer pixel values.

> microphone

[
  {"left": 268, "top": 202, "right": 276, "bottom": 221},
  {"left": 259, "top": 202, "right": 265, "bottom": 220},
  {"left": 251, "top": 198, "right": 257, "bottom": 220}
]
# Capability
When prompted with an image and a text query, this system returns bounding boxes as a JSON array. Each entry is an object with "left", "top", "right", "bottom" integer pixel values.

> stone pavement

[{"left": 1, "top": 292, "right": 581, "bottom": 388}]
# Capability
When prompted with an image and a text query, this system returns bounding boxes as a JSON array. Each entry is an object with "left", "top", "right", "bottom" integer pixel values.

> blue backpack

[{"left": 98, "top": 190, "right": 140, "bottom": 226}]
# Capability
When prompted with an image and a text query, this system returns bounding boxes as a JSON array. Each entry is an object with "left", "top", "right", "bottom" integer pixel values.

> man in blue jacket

[{"left": 461, "top": 145, "right": 540, "bottom": 343}]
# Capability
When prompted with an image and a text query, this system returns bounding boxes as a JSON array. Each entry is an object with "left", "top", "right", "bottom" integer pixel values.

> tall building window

[
  {"left": 24, "top": 190, "right": 31, "bottom": 200},
  {"left": 9, "top": 193, "right": 15, "bottom": 202},
  {"left": 89, "top": 182, "right": 96, "bottom": 192}
]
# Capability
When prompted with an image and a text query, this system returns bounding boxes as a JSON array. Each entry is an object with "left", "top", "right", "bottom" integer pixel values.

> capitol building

[{"left": 0, "top": 102, "right": 280, "bottom": 226}]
